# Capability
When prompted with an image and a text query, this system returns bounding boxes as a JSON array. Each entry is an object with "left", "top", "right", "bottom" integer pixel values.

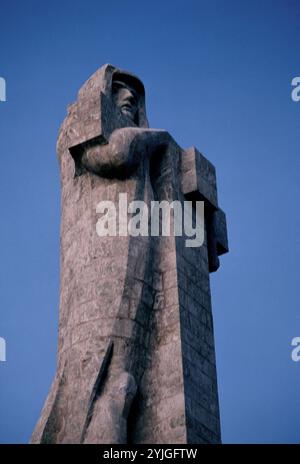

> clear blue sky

[{"left": 0, "top": 0, "right": 299, "bottom": 444}]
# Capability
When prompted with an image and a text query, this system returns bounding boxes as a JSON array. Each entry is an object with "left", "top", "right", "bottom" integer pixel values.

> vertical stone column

[{"left": 130, "top": 143, "right": 228, "bottom": 444}]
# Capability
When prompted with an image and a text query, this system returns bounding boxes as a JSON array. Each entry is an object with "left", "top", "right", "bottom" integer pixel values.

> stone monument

[{"left": 31, "top": 64, "right": 228, "bottom": 444}]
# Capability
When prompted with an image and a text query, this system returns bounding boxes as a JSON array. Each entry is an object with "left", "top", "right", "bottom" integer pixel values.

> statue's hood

[
  {"left": 57, "top": 64, "right": 149, "bottom": 167},
  {"left": 77, "top": 63, "right": 149, "bottom": 128}
]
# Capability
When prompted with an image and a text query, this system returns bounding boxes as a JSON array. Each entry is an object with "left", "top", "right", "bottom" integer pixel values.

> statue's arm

[{"left": 81, "top": 127, "right": 173, "bottom": 177}]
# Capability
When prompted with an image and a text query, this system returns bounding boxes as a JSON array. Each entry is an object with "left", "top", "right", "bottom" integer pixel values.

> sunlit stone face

[{"left": 112, "top": 79, "right": 139, "bottom": 124}]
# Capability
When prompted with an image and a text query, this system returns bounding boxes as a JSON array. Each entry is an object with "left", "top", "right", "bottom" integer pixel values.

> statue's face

[{"left": 112, "top": 79, "right": 139, "bottom": 124}]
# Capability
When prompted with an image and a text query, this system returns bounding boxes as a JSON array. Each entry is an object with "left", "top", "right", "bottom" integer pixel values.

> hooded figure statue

[{"left": 31, "top": 64, "right": 227, "bottom": 444}]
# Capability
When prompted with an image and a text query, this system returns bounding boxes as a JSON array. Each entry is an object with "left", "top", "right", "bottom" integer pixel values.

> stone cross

[{"left": 31, "top": 64, "right": 228, "bottom": 444}]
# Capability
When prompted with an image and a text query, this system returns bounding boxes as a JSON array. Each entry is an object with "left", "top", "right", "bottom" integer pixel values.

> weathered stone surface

[
  {"left": 181, "top": 146, "right": 218, "bottom": 210},
  {"left": 31, "top": 63, "right": 228, "bottom": 444}
]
